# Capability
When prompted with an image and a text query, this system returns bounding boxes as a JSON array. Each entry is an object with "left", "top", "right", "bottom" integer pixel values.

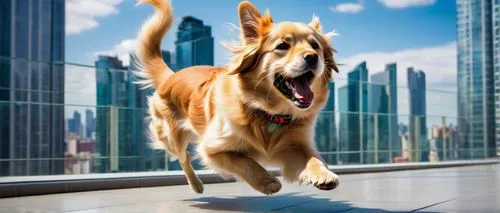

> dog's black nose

[{"left": 304, "top": 53, "right": 318, "bottom": 66}]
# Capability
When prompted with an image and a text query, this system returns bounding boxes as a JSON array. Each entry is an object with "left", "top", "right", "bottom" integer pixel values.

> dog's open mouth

[{"left": 273, "top": 71, "right": 315, "bottom": 109}]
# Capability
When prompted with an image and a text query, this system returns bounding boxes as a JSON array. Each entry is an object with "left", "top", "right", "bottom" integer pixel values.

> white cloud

[
  {"left": 66, "top": 0, "right": 124, "bottom": 35},
  {"left": 331, "top": 2, "right": 364, "bottom": 14},
  {"left": 377, "top": 0, "right": 436, "bottom": 9},
  {"left": 95, "top": 39, "right": 137, "bottom": 66},
  {"left": 64, "top": 64, "right": 97, "bottom": 121},
  {"left": 336, "top": 41, "right": 457, "bottom": 91}
]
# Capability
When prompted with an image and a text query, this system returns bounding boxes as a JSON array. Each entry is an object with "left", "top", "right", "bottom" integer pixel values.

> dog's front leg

[
  {"left": 277, "top": 146, "right": 339, "bottom": 190},
  {"left": 199, "top": 148, "right": 282, "bottom": 195}
]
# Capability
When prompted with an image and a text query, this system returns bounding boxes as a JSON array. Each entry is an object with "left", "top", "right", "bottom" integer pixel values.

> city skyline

[
  {"left": 1, "top": 1, "right": 497, "bottom": 177},
  {"left": 66, "top": 0, "right": 457, "bottom": 91}
]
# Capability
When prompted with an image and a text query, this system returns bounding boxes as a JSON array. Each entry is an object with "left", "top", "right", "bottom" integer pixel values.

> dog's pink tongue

[{"left": 292, "top": 78, "right": 314, "bottom": 104}]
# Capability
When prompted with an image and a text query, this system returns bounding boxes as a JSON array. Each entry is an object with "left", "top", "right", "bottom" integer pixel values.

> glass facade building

[
  {"left": 175, "top": 16, "right": 214, "bottom": 70},
  {"left": 95, "top": 56, "right": 145, "bottom": 173},
  {"left": 85, "top": 109, "right": 96, "bottom": 139},
  {"left": 367, "top": 63, "right": 399, "bottom": 163},
  {"left": 407, "top": 68, "right": 428, "bottom": 161},
  {"left": 68, "top": 111, "right": 82, "bottom": 135},
  {"left": 316, "top": 82, "right": 337, "bottom": 165},
  {"left": 457, "top": 0, "right": 496, "bottom": 158},
  {"left": 493, "top": 0, "right": 500, "bottom": 155},
  {"left": 0, "top": 0, "right": 65, "bottom": 176},
  {"left": 338, "top": 62, "right": 369, "bottom": 164}
]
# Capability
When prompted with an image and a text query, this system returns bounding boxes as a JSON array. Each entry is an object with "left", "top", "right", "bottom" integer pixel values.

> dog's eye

[
  {"left": 276, "top": 42, "right": 290, "bottom": 51},
  {"left": 311, "top": 42, "right": 320, "bottom": 50}
]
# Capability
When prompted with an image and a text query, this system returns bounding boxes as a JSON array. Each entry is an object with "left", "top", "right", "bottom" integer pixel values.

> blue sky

[
  {"left": 67, "top": 0, "right": 456, "bottom": 66},
  {"left": 65, "top": 0, "right": 458, "bottom": 123}
]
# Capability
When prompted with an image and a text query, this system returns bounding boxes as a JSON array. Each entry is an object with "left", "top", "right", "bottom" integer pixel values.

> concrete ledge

[{"left": 1, "top": 159, "right": 498, "bottom": 198}]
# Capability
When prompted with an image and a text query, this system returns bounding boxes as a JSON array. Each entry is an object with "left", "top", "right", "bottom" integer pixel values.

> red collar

[{"left": 262, "top": 111, "right": 293, "bottom": 126}]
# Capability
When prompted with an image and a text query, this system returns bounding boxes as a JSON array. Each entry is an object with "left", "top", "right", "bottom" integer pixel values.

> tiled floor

[{"left": 0, "top": 164, "right": 498, "bottom": 213}]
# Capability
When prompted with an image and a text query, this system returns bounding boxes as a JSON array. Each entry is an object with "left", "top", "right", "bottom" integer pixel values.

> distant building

[
  {"left": 95, "top": 55, "right": 144, "bottom": 172},
  {"left": 161, "top": 50, "right": 175, "bottom": 71},
  {"left": 338, "top": 61, "right": 368, "bottom": 164},
  {"left": 315, "top": 82, "right": 337, "bottom": 165},
  {"left": 407, "top": 68, "right": 427, "bottom": 161},
  {"left": 85, "top": 109, "right": 96, "bottom": 139},
  {"left": 64, "top": 134, "right": 94, "bottom": 174},
  {"left": 0, "top": 0, "right": 65, "bottom": 176},
  {"left": 457, "top": 0, "right": 496, "bottom": 158},
  {"left": 68, "top": 111, "right": 83, "bottom": 136},
  {"left": 428, "top": 124, "right": 458, "bottom": 162},
  {"left": 175, "top": 16, "right": 214, "bottom": 70},
  {"left": 367, "top": 63, "right": 399, "bottom": 163},
  {"left": 398, "top": 123, "right": 410, "bottom": 162}
]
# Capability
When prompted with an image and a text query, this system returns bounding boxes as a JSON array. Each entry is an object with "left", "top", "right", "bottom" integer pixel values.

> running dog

[{"left": 135, "top": 0, "right": 340, "bottom": 195}]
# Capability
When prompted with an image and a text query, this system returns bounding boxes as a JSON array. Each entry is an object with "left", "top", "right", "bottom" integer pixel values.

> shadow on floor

[{"left": 183, "top": 192, "right": 442, "bottom": 212}]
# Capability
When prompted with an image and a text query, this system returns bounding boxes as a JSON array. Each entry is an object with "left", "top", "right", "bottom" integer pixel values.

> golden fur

[{"left": 135, "top": 0, "right": 340, "bottom": 194}]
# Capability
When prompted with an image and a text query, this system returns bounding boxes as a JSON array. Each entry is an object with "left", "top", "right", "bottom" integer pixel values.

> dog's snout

[{"left": 304, "top": 53, "right": 318, "bottom": 66}]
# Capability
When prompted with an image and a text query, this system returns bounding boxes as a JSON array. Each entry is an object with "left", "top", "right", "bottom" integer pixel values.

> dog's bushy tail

[{"left": 134, "top": 0, "right": 174, "bottom": 89}]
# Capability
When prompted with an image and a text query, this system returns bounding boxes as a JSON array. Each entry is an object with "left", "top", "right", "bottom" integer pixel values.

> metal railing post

[
  {"left": 442, "top": 116, "right": 447, "bottom": 161},
  {"left": 110, "top": 106, "right": 119, "bottom": 172},
  {"left": 415, "top": 115, "right": 420, "bottom": 162},
  {"left": 360, "top": 111, "right": 364, "bottom": 164},
  {"left": 374, "top": 113, "right": 379, "bottom": 164}
]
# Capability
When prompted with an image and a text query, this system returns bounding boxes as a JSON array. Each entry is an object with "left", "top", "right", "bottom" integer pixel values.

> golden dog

[{"left": 135, "top": 0, "right": 340, "bottom": 195}]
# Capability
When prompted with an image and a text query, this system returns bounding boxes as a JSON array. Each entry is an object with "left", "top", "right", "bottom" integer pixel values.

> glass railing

[{"left": 0, "top": 56, "right": 497, "bottom": 177}]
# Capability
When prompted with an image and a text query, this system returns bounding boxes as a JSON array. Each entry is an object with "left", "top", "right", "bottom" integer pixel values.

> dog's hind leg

[
  {"left": 148, "top": 96, "right": 204, "bottom": 193},
  {"left": 173, "top": 130, "right": 204, "bottom": 194}
]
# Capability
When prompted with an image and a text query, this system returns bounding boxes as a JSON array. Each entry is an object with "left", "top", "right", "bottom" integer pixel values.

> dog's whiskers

[{"left": 253, "top": 74, "right": 270, "bottom": 95}]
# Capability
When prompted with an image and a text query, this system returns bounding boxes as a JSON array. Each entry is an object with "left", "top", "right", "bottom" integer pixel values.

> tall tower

[
  {"left": 368, "top": 63, "right": 399, "bottom": 163},
  {"left": 175, "top": 16, "right": 214, "bottom": 70},
  {"left": 456, "top": 0, "right": 496, "bottom": 158},
  {"left": 0, "top": 0, "right": 65, "bottom": 176},
  {"left": 492, "top": 0, "right": 500, "bottom": 156},
  {"left": 95, "top": 56, "right": 144, "bottom": 172},
  {"left": 338, "top": 61, "right": 369, "bottom": 164},
  {"left": 85, "top": 109, "right": 95, "bottom": 139},
  {"left": 407, "top": 68, "right": 427, "bottom": 161},
  {"left": 315, "top": 82, "right": 337, "bottom": 165}
]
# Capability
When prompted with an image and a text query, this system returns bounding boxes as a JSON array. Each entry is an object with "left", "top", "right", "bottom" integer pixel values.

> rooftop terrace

[{"left": 1, "top": 161, "right": 498, "bottom": 213}]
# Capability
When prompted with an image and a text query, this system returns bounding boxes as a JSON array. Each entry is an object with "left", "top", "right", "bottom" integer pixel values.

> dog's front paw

[
  {"left": 255, "top": 176, "right": 282, "bottom": 195},
  {"left": 299, "top": 166, "right": 339, "bottom": 190}
]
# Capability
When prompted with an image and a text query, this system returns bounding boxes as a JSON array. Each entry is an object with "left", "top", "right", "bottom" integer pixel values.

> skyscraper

[
  {"left": 175, "top": 16, "right": 214, "bottom": 70},
  {"left": 457, "top": 0, "right": 496, "bottom": 158},
  {"left": 315, "top": 82, "right": 337, "bottom": 165},
  {"left": 85, "top": 109, "right": 96, "bottom": 139},
  {"left": 68, "top": 111, "right": 82, "bottom": 136},
  {"left": 407, "top": 67, "right": 427, "bottom": 162},
  {"left": 95, "top": 55, "right": 144, "bottom": 172},
  {"left": 492, "top": 0, "right": 500, "bottom": 156},
  {"left": 338, "top": 61, "right": 369, "bottom": 164},
  {"left": 368, "top": 63, "right": 399, "bottom": 163},
  {"left": 0, "top": 0, "right": 65, "bottom": 176}
]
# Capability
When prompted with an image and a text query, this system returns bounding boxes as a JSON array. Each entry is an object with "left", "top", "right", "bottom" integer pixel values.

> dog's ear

[
  {"left": 309, "top": 15, "right": 339, "bottom": 74},
  {"left": 309, "top": 15, "right": 323, "bottom": 33},
  {"left": 227, "top": 1, "right": 271, "bottom": 75},
  {"left": 238, "top": 1, "right": 272, "bottom": 44}
]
